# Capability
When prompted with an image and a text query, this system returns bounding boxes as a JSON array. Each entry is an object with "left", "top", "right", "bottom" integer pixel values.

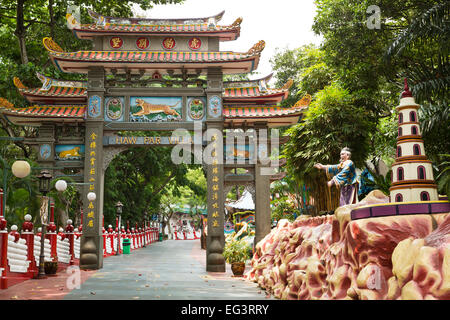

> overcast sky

[{"left": 133, "top": 0, "right": 322, "bottom": 82}]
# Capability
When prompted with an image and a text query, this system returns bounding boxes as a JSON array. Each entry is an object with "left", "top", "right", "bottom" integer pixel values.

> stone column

[
  {"left": 205, "top": 67, "right": 226, "bottom": 272},
  {"left": 254, "top": 122, "right": 271, "bottom": 246},
  {"left": 80, "top": 67, "right": 105, "bottom": 270}
]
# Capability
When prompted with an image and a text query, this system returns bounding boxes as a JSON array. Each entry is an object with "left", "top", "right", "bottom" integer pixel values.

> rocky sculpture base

[{"left": 245, "top": 191, "right": 450, "bottom": 300}]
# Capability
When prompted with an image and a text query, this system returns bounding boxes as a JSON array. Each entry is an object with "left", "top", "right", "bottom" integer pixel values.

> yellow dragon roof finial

[
  {"left": 247, "top": 40, "right": 265, "bottom": 55},
  {"left": 13, "top": 77, "right": 27, "bottom": 90},
  {"left": 0, "top": 98, "right": 15, "bottom": 109},
  {"left": 293, "top": 94, "right": 312, "bottom": 108},
  {"left": 42, "top": 37, "right": 64, "bottom": 53}
]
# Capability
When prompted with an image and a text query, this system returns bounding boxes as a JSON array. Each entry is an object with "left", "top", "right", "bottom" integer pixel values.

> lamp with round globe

[
  {"left": 87, "top": 192, "right": 96, "bottom": 202},
  {"left": 55, "top": 179, "right": 68, "bottom": 192},
  {"left": 1, "top": 159, "right": 31, "bottom": 217},
  {"left": 11, "top": 160, "right": 31, "bottom": 178}
]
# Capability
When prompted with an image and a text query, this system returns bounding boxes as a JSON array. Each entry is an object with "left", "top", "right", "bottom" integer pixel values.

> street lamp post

[
  {"left": 115, "top": 201, "right": 123, "bottom": 256},
  {"left": 36, "top": 170, "right": 52, "bottom": 279}
]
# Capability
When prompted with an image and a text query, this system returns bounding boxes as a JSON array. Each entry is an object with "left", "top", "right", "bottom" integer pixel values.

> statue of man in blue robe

[{"left": 314, "top": 147, "right": 358, "bottom": 206}]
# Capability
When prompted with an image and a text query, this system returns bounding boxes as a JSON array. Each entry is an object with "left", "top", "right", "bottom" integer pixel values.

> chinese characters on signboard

[
  {"left": 86, "top": 132, "right": 97, "bottom": 229},
  {"left": 210, "top": 134, "right": 220, "bottom": 229},
  {"left": 109, "top": 36, "right": 123, "bottom": 49}
]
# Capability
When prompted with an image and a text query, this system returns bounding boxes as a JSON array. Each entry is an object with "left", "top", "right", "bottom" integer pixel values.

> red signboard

[
  {"left": 162, "top": 37, "right": 176, "bottom": 50},
  {"left": 188, "top": 37, "right": 202, "bottom": 51},
  {"left": 110, "top": 37, "right": 123, "bottom": 49},
  {"left": 136, "top": 37, "right": 150, "bottom": 50}
]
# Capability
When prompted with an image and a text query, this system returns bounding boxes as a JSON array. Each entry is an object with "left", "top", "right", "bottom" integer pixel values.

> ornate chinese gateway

[{"left": 0, "top": 9, "right": 310, "bottom": 271}]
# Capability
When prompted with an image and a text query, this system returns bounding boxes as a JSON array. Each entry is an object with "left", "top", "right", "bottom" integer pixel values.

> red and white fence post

[
  {"left": 120, "top": 226, "right": 126, "bottom": 254},
  {"left": 65, "top": 219, "right": 75, "bottom": 265},
  {"left": 108, "top": 225, "right": 115, "bottom": 255},
  {"left": 102, "top": 226, "right": 107, "bottom": 257},
  {"left": 131, "top": 228, "right": 136, "bottom": 250},
  {"left": 0, "top": 189, "right": 8, "bottom": 289},
  {"left": 21, "top": 214, "right": 36, "bottom": 276},
  {"left": 46, "top": 203, "right": 57, "bottom": 260}
]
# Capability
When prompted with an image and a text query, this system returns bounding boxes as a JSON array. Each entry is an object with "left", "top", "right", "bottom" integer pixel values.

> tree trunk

[
  {"left": 59, "top": 206, "right": 69, "bottom": 227},
  {"left": 14, "top": 0, "right": 28, "bottom": 65},
  {"left": 48, "top": 0, "right": 55, "bottom": 40}
]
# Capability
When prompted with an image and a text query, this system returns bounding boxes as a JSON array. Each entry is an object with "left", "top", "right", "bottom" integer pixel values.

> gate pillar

[
  {"left": 254, "top": 123, "right": 272, "bottom": 246},
  {"left": 80, "top": 67, "right": 105, "bottom": 270},
  {"left": 205, "top": 67, "right": 226, "bottom": 272}
]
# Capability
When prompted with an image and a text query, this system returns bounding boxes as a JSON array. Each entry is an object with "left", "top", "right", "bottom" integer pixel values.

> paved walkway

[{"left": 0, "top": 240, "right": 273, "bottom": 300}]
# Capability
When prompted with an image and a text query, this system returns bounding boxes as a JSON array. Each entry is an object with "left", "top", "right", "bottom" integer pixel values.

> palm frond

[{"left": 386, "top": 2, "right": 450, "bottom": 59}]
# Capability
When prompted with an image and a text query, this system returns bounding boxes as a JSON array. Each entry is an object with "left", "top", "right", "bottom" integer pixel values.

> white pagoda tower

[{"left": 389, "top": 79, "right": 439, "bottom": 202}]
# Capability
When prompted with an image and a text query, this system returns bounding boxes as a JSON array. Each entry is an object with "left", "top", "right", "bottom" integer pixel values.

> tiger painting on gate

[{"left": 129, "top": 97, "right": 182, "bottom": 122}]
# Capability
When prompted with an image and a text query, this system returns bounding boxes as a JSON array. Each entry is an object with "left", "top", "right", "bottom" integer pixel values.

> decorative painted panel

[
  {"left": 187, "top": 97, "right": 206, "bottom": 121},
  {"left": 104, "top": 97, "right": 124, "bottom": 122},
  {"left": 130, "top": 97, "right": 182, "bottom": 122},
  {"left": 55, "top": 145, "right": 85, "bottom": 161},
  {"left": 88, "top": 95, "right": 102, "bottom": 118},
  {"left": 208, "top": 95, "right": 222, "bottom": 118},
  {"left": 224, "top": 144, "right": 254, "bottom": 161},
  {"left": 39, "top": 144, "right": 52, "bottom": 160}
]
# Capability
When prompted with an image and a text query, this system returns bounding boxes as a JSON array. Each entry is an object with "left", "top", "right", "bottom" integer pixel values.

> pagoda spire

[{"left": 401, "top": 78, "right": 413, "bottom": 98}]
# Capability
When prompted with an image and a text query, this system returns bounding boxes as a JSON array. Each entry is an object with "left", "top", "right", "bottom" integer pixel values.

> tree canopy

[{"left": 276, "top": 0, "right": 449, "bottom": 212}]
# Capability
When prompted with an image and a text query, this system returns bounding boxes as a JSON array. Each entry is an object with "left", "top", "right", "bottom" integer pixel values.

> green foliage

[
  {"left": 271, "top": 197, "right": 296, "bottom": 222},
  {"left": 285, "top": 82, "right": 373, "bottom": 172},
  {"left": 436, "top": 154, "right": 450, "bottom": 198},
  {"left": 270, "top": 171, "right": 306, "bottom": 220},
  {"left": 103, "top": 143, "right": 190, "bottom": 227},
  {"left": 222, "top": 237, "right": 251, "bottom": 264},
  {"left": 418, "top": 102, "right": 450, "bottom": 163},
  {"left": 270, "top": 44, "right": 334, "bottom": 107},
  {"left": 385, "top": 1, "right": 449, "bottom": 104},
  {"left": 283, "top": 82, "right": 373, "bottom": 212},
  {"left": 272, "top": 0, "right": 449, "bottom": 213}
]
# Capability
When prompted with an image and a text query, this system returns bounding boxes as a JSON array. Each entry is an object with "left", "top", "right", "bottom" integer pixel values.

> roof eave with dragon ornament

[
  {"left": 223, "top": 77, "right": 292, "bottom": 104},
  {"left": 223, "top": 94, "right": 311, "bottom": 128},
  {"left": 43, "top": 37, "right": 264, "bottom": 75},
  {"left": 13, "top": 74, "right": 86, "bottom": 104},
  {"left": 0, "top": 97, "right": 86, "bottom": 125}
]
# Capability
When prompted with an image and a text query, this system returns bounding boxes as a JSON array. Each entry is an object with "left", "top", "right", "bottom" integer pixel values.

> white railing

[
  {"left": 113, "top": 236, "right": 118, "bottom": 251},
  {"left": 7, "top": 235, "right": 30, "bottom": 273},
  {"left": 34, "top": 236, "right": 51, "bottom": 263},
  {"left": 105, "top": 236, "right": 112, "bottom": 254},
  {"left": 74, "top": 237, "right": 80, "bottom": 259},
  {"left": 57, "top": 236, "right": 71, "bottom": 264}
]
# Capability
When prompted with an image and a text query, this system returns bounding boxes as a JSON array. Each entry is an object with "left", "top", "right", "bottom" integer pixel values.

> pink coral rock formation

[{"left": 245, "top": 191, "right": 450, "bottom": 300}]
